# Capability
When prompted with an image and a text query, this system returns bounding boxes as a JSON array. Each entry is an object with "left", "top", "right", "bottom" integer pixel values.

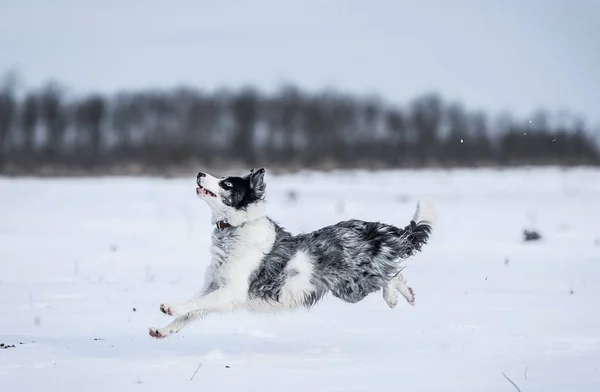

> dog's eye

[{"left": 224, "top": 181, "right": 233, "bottom": 188}]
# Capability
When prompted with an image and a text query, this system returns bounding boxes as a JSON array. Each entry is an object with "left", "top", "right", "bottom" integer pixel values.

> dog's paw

[
  {"left": 405, "top": 287, "right": 416, "bottom": 306},
  {"left": 159, "top": 303, "right": 176, "bottom": 316},
  {"left": 149, "top": 327, "right": 167, "bottom": 339},
  {"left": 383, "top": 286, "right": 398, "bottom": 309},
  {"left": 385, "top": 295, "right": 398, "bottom": 309}
]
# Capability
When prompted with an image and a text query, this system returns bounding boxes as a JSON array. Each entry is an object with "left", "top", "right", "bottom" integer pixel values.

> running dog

[{"left": 149, "top": 168, "right": 435, "bottom": 338}]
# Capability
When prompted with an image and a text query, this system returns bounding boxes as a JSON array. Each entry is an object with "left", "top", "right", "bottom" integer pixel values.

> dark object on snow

[
  {"left": 132, "top": 307, "right": 137, "bottom": 312},
  {"left": 286, "top": 190, "right": 298, "bottom": 203},
  {"left": 0, "top": 343, "right": 16, "bottom": 349},
  {"left": 523, "top": 230, "right": 542, "bottom": 242}
]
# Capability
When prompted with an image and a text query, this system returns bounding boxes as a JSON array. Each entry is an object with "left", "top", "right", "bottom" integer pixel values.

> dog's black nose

[{"left": 197, "top": 172, "right": 205, "bottom": 179}]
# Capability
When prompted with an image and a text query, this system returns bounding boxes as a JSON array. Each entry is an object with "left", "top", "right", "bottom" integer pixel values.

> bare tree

[
  {"left": 409, "top": 93, "right": 444, "bottom": 166},
  {"left": 0, "top": 77, "right": 17, "bottom": 169},
  {"left": 39, "top": 83, "right": 67, "bottom": 157},
  {"left": 231, "top": 88, "right": 260, "bottom": 165},
  {"left": 21, "top": 93, "right": 38, "bottom": 154},
  {"left": 0, "top": 75, "right": 598, "bottom": 173},
  {"left": 386, "top": 109, "right": 408, "bottom": 165},
  {"left": 74, "top": 95, "right": 105, "bottom": 166}
]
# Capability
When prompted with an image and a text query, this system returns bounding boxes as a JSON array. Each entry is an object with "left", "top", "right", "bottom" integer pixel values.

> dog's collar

[{"left": 216, "top": 221, "right": 232, "bottom": 231}]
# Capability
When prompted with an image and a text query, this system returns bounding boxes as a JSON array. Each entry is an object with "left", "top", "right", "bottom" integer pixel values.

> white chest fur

[{"left": 207, "top": 217, "right": 276, "bottom": 304}]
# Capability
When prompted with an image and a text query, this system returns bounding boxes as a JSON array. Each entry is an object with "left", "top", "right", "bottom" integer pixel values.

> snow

[{"left": 1, "top": 167, "right": 600, "bottom": 391}]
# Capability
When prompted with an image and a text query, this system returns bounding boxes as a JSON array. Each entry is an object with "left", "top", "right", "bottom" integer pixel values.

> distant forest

[{"left": 0, "top": 71, "right": 599, "bottom": 175}]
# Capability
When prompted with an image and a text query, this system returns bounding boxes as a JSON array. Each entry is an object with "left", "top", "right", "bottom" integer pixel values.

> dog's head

[{"left": 196, "top": 168, "right": 267, "bottom": 226}]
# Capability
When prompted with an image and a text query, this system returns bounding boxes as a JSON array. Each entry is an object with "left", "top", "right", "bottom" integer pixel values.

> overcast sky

[{"left": 1, "top": 0, "right": 599, "bottom": 124}]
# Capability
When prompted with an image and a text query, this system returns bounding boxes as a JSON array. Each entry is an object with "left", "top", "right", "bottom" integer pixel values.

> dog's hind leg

[
  {"left": 149, "top": 310, "right": 207, "bottom": 339},
  {"left": 394, "top": 272, "right": 415, "bottom": 306},
  {"left": 383, "top": 272, "right": 415, "bottom": 308},
  {"left": 383, "top": 283, "right": 399, "bottom": 308}
]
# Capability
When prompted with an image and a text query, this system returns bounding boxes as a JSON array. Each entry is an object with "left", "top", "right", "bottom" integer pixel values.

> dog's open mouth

[{"left": 197, "top": 185, "right": 217, "bottom": 197}]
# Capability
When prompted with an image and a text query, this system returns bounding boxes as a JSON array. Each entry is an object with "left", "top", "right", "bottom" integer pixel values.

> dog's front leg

[
  {"left": 150, "top": 280, "right": 221, "bottom": 339},
  {"left": 149, "top": 310, "right": 209, "bottom": 339},
  {"left": 160, "top": 288, "right": 240, "bottom": 317}
]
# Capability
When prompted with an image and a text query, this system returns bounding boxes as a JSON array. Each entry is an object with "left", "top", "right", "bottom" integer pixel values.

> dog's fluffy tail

[
  {"left": 395, "top": 199, "right": 436, "bottom": 259},
  {"left": 412, "top": 199, "right": 436, "bottom": 232}
]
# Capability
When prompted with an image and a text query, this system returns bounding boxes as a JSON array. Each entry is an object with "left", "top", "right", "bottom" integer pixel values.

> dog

[{"left": 149, "top": 168, "right": 435, "bottom": 339}]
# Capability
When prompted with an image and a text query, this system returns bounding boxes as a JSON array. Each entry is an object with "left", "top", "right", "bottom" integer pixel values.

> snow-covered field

[{"left": 1, "top": 167, "right": 599, "bottom": 391}]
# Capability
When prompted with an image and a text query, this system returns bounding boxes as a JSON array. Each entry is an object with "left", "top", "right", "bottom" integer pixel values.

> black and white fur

[{"left": 149, "top": 168, "right": 436, "bottom": 339}]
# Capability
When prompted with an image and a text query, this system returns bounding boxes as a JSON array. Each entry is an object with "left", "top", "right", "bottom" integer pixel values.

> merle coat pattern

[{"left": 149, "top": 168, "right": 436, "bottom": 339}]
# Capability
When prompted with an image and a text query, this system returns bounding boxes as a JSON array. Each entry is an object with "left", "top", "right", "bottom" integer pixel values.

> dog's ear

[{"left": 248, "top": 168, "right": 266, "bottom": 196}]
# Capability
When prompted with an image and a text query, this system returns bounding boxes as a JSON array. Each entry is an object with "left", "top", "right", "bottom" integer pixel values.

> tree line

[{"left": 1, "top": 72, "right": 599, "bottom": 174}]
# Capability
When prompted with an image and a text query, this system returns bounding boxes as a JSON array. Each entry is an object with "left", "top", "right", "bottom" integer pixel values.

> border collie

[{"left": 149, "top": 168, "right": 435, "bottom": 339}]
